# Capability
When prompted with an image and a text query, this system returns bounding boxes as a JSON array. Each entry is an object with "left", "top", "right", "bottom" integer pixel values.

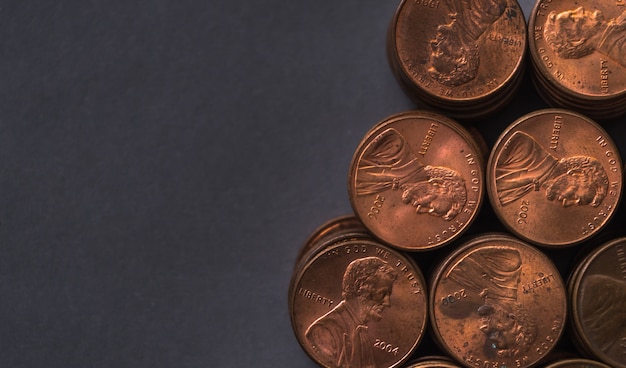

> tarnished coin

[
  {"left": 569, "top": 237, "right": 626, "bottom": 368},
  {"left": 544, "top": 358, "right": 613, "bottom": 368},
  {"left": 486, "top": 108, "right": 623, "bottom": 247},
  {"left": 387, "top": 0, "right": 527, "bottom": 120},
  {"left": 528, "top": 0, "right": 626, "bottom": 119},
  {"left": 430, "top": 233, "right": 567, "bottom": 368},
  {"left": 348, "top": 111, "right": 485, "bottom": 251},
  {"left": 290, "top": 238, "right": 428, "bottom": 368}
]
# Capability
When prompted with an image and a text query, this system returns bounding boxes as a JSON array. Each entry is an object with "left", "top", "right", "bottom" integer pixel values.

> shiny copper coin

[
  {"left": 290, "top": 238, "right": 428, "bottom": 368},
  {"left": 528, "top": 0, "right": 626, "bottom": 119},
  {"left": 430, "top": 233, "right": 567, "bottom": 368},
  {"left": 387, "top": 0, "right": 526, "bottom": 119},
  {"left": 569, "top": 237, "right": 626, "bottom": 368},
  {"left": 544, "top": 358, "right": 613, "bottom": 368},
  {"left": 348, "top": 110, "right": 485, "bottom": 251},
  {"left": 487, "top": 108, "right": 623, "bottom": 247}
]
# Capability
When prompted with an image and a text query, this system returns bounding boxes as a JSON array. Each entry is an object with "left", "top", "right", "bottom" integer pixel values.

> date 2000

[{"left": 373, "top": 339, "right": 399, "bottom": 356}]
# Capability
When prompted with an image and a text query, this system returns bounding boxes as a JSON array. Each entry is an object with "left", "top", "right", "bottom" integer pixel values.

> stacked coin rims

[
  {"left": 289, "top": 216, "right": 429, "bottom": 368},
  {"left": 486, "top": 108, "right": 623, "bottom": 247},
  {"left": 347, "top": 110, "right": 486, "bottom": 251},
  {"left": 544, "top": 358, "right": 613, "bottom": 368},
  {"left": 387, "top": 0, "right": 527, "bottom": 121},
  {"left": 403, "top": 355, "right": 462, "bottom": 367},
  {"left": 528, "top": 0, "right": 626, "bottom": 120},
  {"left": 568, "top": 237, "right": 626, "bottom": 368}
]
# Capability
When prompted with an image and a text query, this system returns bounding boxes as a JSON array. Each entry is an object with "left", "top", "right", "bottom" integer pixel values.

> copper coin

[
  {"left": 387, "top": 0, "right": 526, "bottom": 119},
  {"left": 486, "top": 108, "right": 623, "bottom": 247},
  {"left": 429, "top": 233, "right": 567, "bottom": 368},
  {"left": 348, "top": 110, "right": 485, "bottom": 251},
  {"left": 569, "top": 237, "right": 626, "bottom": 368},
  {"left": 528, "top": 0, "right": 626, "bottom": 119},
  {"left": 290, "top": 238, "right": 428, "bottom": 368},
  {"left": 544, "top": 358, "right": 613, "bottom": 368}
]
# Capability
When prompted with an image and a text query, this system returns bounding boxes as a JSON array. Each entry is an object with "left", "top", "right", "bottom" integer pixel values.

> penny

[
  {"left": 289, "top": 238, "right": 428, "bottom": 368},
  {"left": 528, "top": 0, "right": 626, "bottom": 120},
  {"left": 429, "top": 233, "right": 567, "bottom": 368},
  {"left": 569, "top": 237, "right": 626, "bottom": 368},
  {"left": 544, "top": 358, "right": 613, "bottom": 368},
  {"left": 486, "top": 108, "right": 623, "bottom": 247},
  {"left": 347, "top": 110, "right": 485, "bottom": 251},
  {"left": 387, "top": 0, "right": 526, "bottom": 120}
]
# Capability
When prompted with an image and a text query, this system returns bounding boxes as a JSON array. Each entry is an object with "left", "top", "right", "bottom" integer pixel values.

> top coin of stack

[
  {"left": 387, "top": 0, "right": 527, "bottom": 121},
  {"left": 528, "top": 0, "right": 626, "bottom": 120}
]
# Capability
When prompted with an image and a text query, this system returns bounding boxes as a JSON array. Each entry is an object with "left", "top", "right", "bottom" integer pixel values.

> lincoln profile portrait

[
  {"left": 356, "top": 128, "right": 467, "bottom": 221},
  {"left": 544, "top": 7, "right": 626, "bottom": 67},
  {"left": 428, "top": 0, "right": 508, "bottom": 86},
  {"left": 305, "top": 257, "right": 397, "bottom": 368},
  {"left": 494, "top": 131, "right": 608, "bottom": 207}
]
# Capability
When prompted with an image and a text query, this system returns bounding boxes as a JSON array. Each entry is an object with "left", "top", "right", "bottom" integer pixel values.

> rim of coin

[
  {"left": 543, "top": 358, "right": 613, "bottom": 368},
  {"left": 568, "top": 236, "right": 626, "bottom": 368}
]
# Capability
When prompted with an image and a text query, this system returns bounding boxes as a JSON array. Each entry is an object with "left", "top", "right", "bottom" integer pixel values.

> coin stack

[
  {"left": 289, "top": 0, "right": 626, "bottom": 366},
  {"left": 527, "top": 0, "right": 626, "bottom": 120},
  {"left": 289, "top": 216, "right": 429, "bottom": 368},
  {"left": 386, "top": 0, "right": 527, "bottom": 121},
  {"left": 568, "top": 237, "right": 626, "bottom": 368}
]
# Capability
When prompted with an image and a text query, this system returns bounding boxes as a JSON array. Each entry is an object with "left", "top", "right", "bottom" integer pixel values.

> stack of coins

[
  {"left": 527, "top": 0, "right": 626, "bottom": 120},
  {"left": 288, "top": 107, "right": 626, "bottom": 368},
  {"left": 289, "top": 0, "right": 626, "bottom": 365},
  {"left": 289, "top": 216, "right": 429, "bottom": 368},
  {"left": 568, "top": 237, "right": 626, "bottom": 368},
  {"left": 386, "top": 0, "right": 527, "bottom": 121}
]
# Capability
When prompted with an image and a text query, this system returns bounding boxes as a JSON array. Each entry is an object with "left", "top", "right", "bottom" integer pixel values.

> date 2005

[{"left": 373, "top": 339, "right": 399, "bottom": 356}]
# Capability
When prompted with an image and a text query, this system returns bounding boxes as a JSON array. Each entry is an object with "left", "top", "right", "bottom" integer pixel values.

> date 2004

[{"left": 373, "top": 339, "right": 399, "bottom": 356}]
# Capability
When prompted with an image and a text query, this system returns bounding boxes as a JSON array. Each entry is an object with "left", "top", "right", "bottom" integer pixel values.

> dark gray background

[{"left": 1, "top": 1, "right": 624, "bottom": 367}]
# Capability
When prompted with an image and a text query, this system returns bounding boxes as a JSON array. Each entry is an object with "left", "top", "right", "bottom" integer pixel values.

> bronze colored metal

[
  {"left": 544, "top": 358, "right": 613, "bottom": 368},
  {"left": 528, "top": 0, "right": 626, "bottom": 120},
  {"left": 293, "top": 215, "right": 371, "bottom": 272},
  {"left": 387, "top": 0, "right": 527, "bottom": 120},
  {"left": 289, "top": 216, "right": 375, "bottom": 308},
  {"left": 430, "top": 233, "right": 567, "bottom": 368},
  {"left": 348, "top": 111, "right": 485, "bottom": 251},
  {"left": 403, "top": 356, "right": 462, "bottom": 367},
  {"left": 290, "top": 238, "right": 428, "bottom": 368},
  {"left": 486, "top": 108, "right": 623, "bottom": 247},
  {"left": 569, "top": 237, "right": 626, "bottom": 368}
]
